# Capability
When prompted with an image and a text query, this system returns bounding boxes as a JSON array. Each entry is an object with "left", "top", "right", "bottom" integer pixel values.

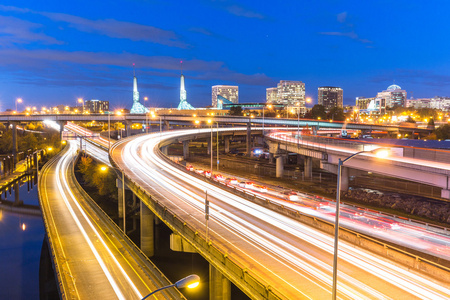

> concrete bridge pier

[
  {"left": 164, "top": 120, "right": 170, "bottom": 131},
  {"left": 304, "top": 156, "right": 312, "bottom": 179},
  {"left": 140, "top": 200, "right": 155, "bottom": 257},
  {"left": 161, "top": 146, "right": 168, "bottom": 155},
  {"left": 182, "top": 140, "right": 190, "bottom": 159},
  {"left": 276, "top": 155, "right": 284, "bottom": 178},
  {"left": 209, "top": 265, "right": 231, "bottom": 300},
  {"left": 58, "top": 121, "right": 65, "bottom": 140},
  {"left": 125, "top": 120, "right": 132, "bottom": 137},
  {"left": 12, "top": 122, "right": 18, "bottom": 168},
  {"left": 224, "top": 136, "right": 230, "bottom": 154}
]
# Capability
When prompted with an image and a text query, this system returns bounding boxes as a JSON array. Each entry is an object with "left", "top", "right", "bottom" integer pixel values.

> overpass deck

[
  {"left": 38, "top": 141, "right": 184, "bottom": 299},
  {"left": 110, "top": 128, "right": 450, "bottom": 299}
]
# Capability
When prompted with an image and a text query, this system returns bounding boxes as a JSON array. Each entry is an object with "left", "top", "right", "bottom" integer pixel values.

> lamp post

[
  {"left": 78, "top": 98, "right": 84, "bottom": 114},
  {"left": 100, "top": 165, "right": 126, "bottom": 232},
  {"left": 16, "top": 98, "right": 22, "bottom": 112},
  {"left": 141, "top": 274, "right": 200, "bottom": 299},
  {"left": 332, "top": 147, "right": 390, "bottom": 300},
  {"left": 207, "top": 119, "right": 213, "bottom": 175}
]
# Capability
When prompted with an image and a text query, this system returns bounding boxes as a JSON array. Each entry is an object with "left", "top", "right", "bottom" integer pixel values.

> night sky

[{"left": 1, "top": 0, "right": 449, "bottom": 111}]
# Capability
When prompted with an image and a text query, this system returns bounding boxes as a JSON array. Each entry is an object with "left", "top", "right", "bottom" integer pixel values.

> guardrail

[
  {"left": 38, "top": 146, "right": 72, "bottom": 299},
  {"left": 158, "top": 138, "right": 450, "bottom": 284},
  {"left": 109, "top": 147, "right": 286, "bottom": 300},
  {"left": 69, "top": 153, "right": 185, "bottom": 299}
]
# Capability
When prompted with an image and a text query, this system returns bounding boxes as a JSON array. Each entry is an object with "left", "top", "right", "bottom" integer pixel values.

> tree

[
  {"left": 435, "top": 124, "right": 450, "bottom": 140},
  {"left": 77, "top": 155, "right": 95, "bottom": 185},
  {"left": 327, "top": 107, "right": 345, "bottom": 121},
  {"left": 405, "top": 116, "right": 416, "bottom": 123},
  {"left": 229, "top": 105, "right": 243, "bottom": 116},
  {"left": 308, "top": 105, "right": 327, "bottom": 120}
]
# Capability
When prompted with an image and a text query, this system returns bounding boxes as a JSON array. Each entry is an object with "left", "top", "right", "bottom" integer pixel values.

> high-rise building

[
  {"left": 266, "top": 87, "right": 278, "bottom": 103},
  {"left": 377, "top": 84, "right": 407, "bottom": 108},
  {"left": 86, "top": 100, "right": 109, "bottom": 113},
  {"left": 276, "top": 80, "right": 305, "bottom": 106},
  {"left": 212, "top": 85, "right": 238, "bottom": 107},
  {"left": 355, "top": 97, "right": 375, "bottom": 110},
  {"left": 265, "top": 80, "right": 306, "bottom": 114},
  {"left": 318, "top": 86, "right": 343, "bottom": 111}
]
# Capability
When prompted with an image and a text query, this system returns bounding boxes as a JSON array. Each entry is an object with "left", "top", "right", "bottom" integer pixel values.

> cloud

[
  {"left": 0, "top": 48, "right": 272, "bottom": 87},
  {"left": 0, "top": 15, "right": 62, "bottom": 45},
  {"left": 0, "top": 5, "right": 187, "bottom": 48},
  {"left": 337, "top": 12, "right": 347, "bottom": 23},
  {"left": 319, "top": 11, "right": 373, "bottom": 45},
  {"left": 225, "top": 5, "right": 265, "bottom": 19}
]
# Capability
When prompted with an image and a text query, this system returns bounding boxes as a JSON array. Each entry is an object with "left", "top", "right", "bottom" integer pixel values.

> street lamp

[
  {"left": 100, "top": 165, "right": 126, "bottom": 232},
  {"left": 78, "top": 98, "right": 84, "bottom": 113},
  {"left": 207, "top": 119, "right": 213, "bottom": 175},
  {"left": 332, "top": 147, "right": 390, "bottom": 300},
  {"left": 141, "top": 274, "right": 200, "bottom": 299},
  {"left": 16, "top": 98, "right": 23, "bottom": 112}
]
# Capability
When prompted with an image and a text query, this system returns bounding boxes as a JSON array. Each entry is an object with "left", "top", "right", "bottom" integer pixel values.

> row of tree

[{"left": 0, "top": 123, "right": 61, "bottom": 155}]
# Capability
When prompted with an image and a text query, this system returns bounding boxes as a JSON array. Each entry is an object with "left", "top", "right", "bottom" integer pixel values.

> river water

[{"left": 0, "top": 176, "right": 44, "bottom": 300}]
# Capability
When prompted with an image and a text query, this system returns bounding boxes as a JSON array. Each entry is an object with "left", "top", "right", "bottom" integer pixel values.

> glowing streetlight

[
  {"left": 141, "top": 274, "right": 200, "bottom": 299},
  {"left": 16, "top": 98, "right": 23, "bottom": 112},
  {"left": 78, "top": 98, "right": 84, "bottom": 113},
  {"left": 332, "top": 147, "right": 390, "bottom": 300}
]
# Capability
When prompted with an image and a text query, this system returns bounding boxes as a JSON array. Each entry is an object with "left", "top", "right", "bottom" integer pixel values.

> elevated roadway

[
  {"left": 38, "top": 140, "right": 185, "bottom": 299},
  {"left": 110, "top": 128, "right": 450, "bottom": 299},
  {"left": 266, "top": 131, "right": 450, "bottom": 198}
]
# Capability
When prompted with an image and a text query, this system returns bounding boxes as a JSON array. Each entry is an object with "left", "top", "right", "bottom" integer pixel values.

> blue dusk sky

[{"left": 0, "top": 0, "right": 449, "bottom": 111}]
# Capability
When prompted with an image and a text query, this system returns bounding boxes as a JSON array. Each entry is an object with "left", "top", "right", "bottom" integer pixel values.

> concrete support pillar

[
  {"left": 161, "top": 146, "right": 168, "bottom": 155},
  {"left": 246, "top": 122, "right": 251, "bottom": 157},
  {"left": 340, "top": 166, "right": 349, "bottom": 191},
  {"left": 164, "top": 120, "right": 170, "bottom": 131},
  {"left": 304, "top": 156, "right": 312, "bottom": 179},
  {"left": 117, "top": 178, "right": 124, "bottom": 218},
  {"left": 12, "top": 122, "right": 18, "bottom": 167},
  {"left": 207, "top": 138, "right": 211, "bottom": 155},
  {"left": 182, "top": 140, "right": 190, "bottom": 159},
  {"left": 140, "top": 200, "right": 155, "bottom": 257},
  {"left": 276, "top": 155, "right": 284, "bottom": 178},
  {"left": 125, "top": 121, "right": 132, "bottom": 137},
  {"left": 269, "top": 152, "right": 274, "bottom": 164},
  {"left": 224, "top": 136, "right": 230, "bottom": 154},
  {"left": 209, "top": 265, "right": 231, "bottom": 300},
  {"left": 441, "top": 189, "right": 450, "bottom": 199},
  {"left": 58, "top": 121, "right": 65, "bottom": 140}
]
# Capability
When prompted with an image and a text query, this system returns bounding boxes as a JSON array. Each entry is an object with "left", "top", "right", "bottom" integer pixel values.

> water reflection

[{"left": 0, "top": 175, "right": 45, "bottom": 300}]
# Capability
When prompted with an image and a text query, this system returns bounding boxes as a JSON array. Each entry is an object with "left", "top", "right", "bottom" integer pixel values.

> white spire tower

[
  {"left": 177, "top": 60, "right": 194, "bottom": 110},
  {"left": 130, "top": 63, "right": 149, "bottom": 114}
]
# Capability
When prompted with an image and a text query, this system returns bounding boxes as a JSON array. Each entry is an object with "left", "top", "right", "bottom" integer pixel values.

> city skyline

[{"left": 1, "top": 1, "right": 450, "bottom": 111}]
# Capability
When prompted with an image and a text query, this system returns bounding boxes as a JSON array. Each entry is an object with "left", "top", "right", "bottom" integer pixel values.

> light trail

[{"left": 109, "top": 128, "right": 450, "bottom": 299}]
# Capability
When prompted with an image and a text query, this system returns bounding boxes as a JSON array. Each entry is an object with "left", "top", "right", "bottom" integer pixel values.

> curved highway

[
  {"left": 110, "top": 128, "right": 450, "bottom": 299},
  {"left": 39, "top": 139, "right": 185, "bottom": 299}
]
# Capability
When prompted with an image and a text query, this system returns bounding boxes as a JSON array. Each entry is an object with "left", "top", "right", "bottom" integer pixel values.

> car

[
  {"left": 214, "top": 174, "right": 224, "bottom": 181},
  {"left": 204, "top": 170, "right": 211, "bottom": 178},
  {"left": 238, "top": 181, "right": 253, "bottom": 188},
  {"left": 228, "top": 178, "right": 239, "bottom": 185},
  {"left": 186, "top": 165, "right": 194, "bottom": 171},
  {"left": 194, "top": 169, "right": 204, "bottom": 175},
  {"left": 253, "top": 185, "right": 267, "bottom": 193},
  {"left": 282, "top": 191, "right": 299, "bottom": 201}
]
